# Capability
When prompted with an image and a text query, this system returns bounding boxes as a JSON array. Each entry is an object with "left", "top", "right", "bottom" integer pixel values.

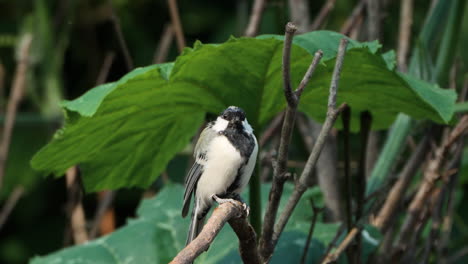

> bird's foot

[{"left": 211, "top": 194, "right": 250, "bottom": 217}]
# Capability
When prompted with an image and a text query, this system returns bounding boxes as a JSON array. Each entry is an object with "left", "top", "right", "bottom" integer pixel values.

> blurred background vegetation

[{"left": 0, "top": 0, "right": 467, "bottom": 263}]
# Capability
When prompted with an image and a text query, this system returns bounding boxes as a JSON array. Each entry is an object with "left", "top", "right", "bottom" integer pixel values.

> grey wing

[{"left": 181, "top": 126, "right": 217, "bottom": 217}]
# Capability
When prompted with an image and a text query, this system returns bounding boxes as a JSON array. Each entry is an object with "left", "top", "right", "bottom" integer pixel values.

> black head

[{"left": 219, "top": 106, "right": 246, "bottom": 123}]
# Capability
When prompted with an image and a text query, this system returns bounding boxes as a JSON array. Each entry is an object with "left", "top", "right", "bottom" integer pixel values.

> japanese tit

[{"left": 182, "top": 106, "right": 258, "bottom": 245}]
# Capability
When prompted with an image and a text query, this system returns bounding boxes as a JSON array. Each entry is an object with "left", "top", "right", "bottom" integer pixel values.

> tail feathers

[{"left": 186, "top": 214, "right": 205, "bottom": 246}]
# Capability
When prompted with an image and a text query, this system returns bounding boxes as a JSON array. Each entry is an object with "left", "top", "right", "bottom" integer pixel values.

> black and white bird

[{"left": 182, "top": 106, "right": 258, "bottom": 245}]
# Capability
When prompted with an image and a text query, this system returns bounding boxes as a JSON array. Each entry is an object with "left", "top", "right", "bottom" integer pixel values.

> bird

[{"left": 182, "top": 106, "right": 258, "bottom": 246}]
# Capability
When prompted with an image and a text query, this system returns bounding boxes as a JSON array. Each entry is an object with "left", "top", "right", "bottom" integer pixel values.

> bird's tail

[{"left": 186, "top": 201, "right": 208, "bottom": 246}]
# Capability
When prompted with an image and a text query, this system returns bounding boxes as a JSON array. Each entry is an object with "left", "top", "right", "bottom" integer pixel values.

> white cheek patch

[
  {"left": 212, "top": 117, "right": 228, "bottom": 132},
  {"left": 242, "top": 118, "right": 254, "bottom": 134}
]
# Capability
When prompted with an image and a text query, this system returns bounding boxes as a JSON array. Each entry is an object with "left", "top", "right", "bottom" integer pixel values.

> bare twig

[
  {"left": 268, "top": 39, "right": 349, "bottom": 259},
  {"left": 340, "top": 0, "right": 366, "bottom": 35},
  {"left": 110, "top": 12, "right": 134, "bottom": 71},
  {"left": 96, "top": 51, "right": 115, "bottom": 85},
  {"left": 288, "top": 0, "right": 310, "bottom": 33},
  {"left": 297, "top": 115, "right": 343, "bottom": 221},
  {"left": 244, "top": 0, "right": 267, "bottom": 37},
  {"left": 394, "top": 115, "right": 468, "bottom": 253},
  {"left": 170, "top": 201, "right": 260, "bottom": 264},
  {"left": 0, "top": 34, "right": 33, "bottom": 190},
  {"left": 89, "top": 190, "right": 116, "bottom": 239},
  {"left": 259, "top": 112, "right": 284, "bottom": 147},
  {"left": 321, "top": 227, "right": 361, "bottom": 264},
  {"left": 0, "top": 186, "right": 24, "bottom": 230},
  {"left": 300, "top": 200, "right": 322, "bottom": 264},
  {"left": 66, "top": 167, "right": 89, "bottom": 244},
  {"left": 259, "top": 23, "right": 324, "bottom": 261},
  {"left": 153, "top": 23, "right": 175, "bottom": 64},
  {"left": 311, "top": 0, "right": 337, "bottom": 31},
  {"left": 168, "top": 0, "right": 186, "bottom": 52},
  {"left": 372, "top": 136, "right": 429, "bottom": 231},
  {"left": 397, "top": 0, "right": 414, "bottom": 72},
  {"left": 342, "top": 106, "right": 353, "bottom": 231},
  {"left": 319, "top": 224, "right": 346, "bottom": 263},
  {"left": 366, "top": 0, "right": 381, "bottom": 40}
]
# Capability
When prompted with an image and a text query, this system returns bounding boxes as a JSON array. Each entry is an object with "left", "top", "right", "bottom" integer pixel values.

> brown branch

[
  {"left": 110, "top": 11, "right": 134, "bottom": 71},
  {"left": 268, "top": 39, "right": 349, "bottom": 259},
  {"left": 311, "top": 0, "right": 337, "bottom": 31},
  {"left": 259, "top": 112, "right": 284, "bottom": 147},
  {"left": 66, "top": 167, "right": 89, "bottom": 244},
  {"left": 170, "top": 201, "right": 259, "bottom": 264},
  {"left": 259, "top": 23, "right": 324, "bottom": 261},
  {"left": 0, "top": 186, "right": 24, "bottom": 230},
  {"left": 154, "top": 23, "right": 175, "bottom": 64},
  {"left": 0, "top": 34, "right": 33, "bottom": 190},
  {"left": 366, "top": 0, "right": 381, "bottom": 40},
  {"left": 288, "top": 0, "right": 310, "bottom": 33},
  {"left": 89, "top": 190, "right": 116, "bottom": 239},
  {"left": 297, "top": 115, "right": 343, "bottom": 221},
  {"left": 394, "top": 115, "right": 468, "bottom": 253},
  {"left": 372, "top": 136, "right": 429, "bottom": 231},
  {"left": 300, "top": 200, "right": 323, "bottom": 264},
  {"left": 342, "top": 106, "right": 352, "bottom": 230},
  {"left": 397, "top": 0, "right": 414, "bottom": 72},
  {"left": 168, "top": 0, "right": 186, "bottom": 52},
  {"left": 244, "top": 0, "right": 267, "bottom": 37},
  {"left": 321, "top": 227, "right": 361, "bottom": 264},
  {"left": 96, "top": 51, "right": 115, "bottom": 85},
  {"left": 340, "top": 0, "right": 366, "bottom": 35}
]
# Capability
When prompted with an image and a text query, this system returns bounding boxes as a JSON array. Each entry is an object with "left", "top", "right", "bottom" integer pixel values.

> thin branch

[
  {"left": 372, "top": 136, "right": 429, "bottom": 231},
  {"left": 288, "top": 0, "right": 310, "bottom": 33},
  {"left": 110, "top": 11, "right": 134, "bottom": 71},
  {"left": 397, "top": 0, "right": 414, "bottom": 72},
  {"left": 168, "top": 0, "right": 186, "bottom": 52},
  {"left": 321, "top": 227, "right": 361, "bottom": 264},
  {"left": 300, "top": 200, "right": 322, "bottom": 264},
  {"left": 342, "top": 106, "right": 352, "bottom": 231},
  {"left": 0, "top": 186, "right": 24, "bottom": 230},
  {"left": 269, "top": 39, "right": 349, "bottom": 257},
  {"left": 318, "top": 224, "right": 346, "bottom": 263},
  {"left": 259, "top": 23, "right": 324, "bottom": 261},
  {"left": 282, "top": 22, "right": 298, "bottom": 107},
  {"left": 366, "top": 0, "right": 381, "bottom": 40},
  {"left": 66, "top": 167, "right": 89, "bottom": 244},
  {"left": 340, "top": 0, "right": 366, "bottom": 35},
  {"left": 259, "top": 112, "right": 284, "bottom": 147},
  {"left": 96, "top": 51, "right": 115, "bottom": 85},
  {"left": 170, "top": 201, "right": 259, "bottom": 264},
  {"left": 0, "top": 34, "right": 33, "bottom": 190},
  {"left": 244, "top": 0, "right": 267, "bottom": 37},
  {"left": 153, "top": 23, "right": 175, "bottom": 64},
  {"left": 89, "top": 190, "right": 116, "bottom": 239},
  {"left": 311, "top": 0, "right": 337, "bottom": 31},
  {"left": 394, "top": 115, "right": 468, "bottom": 253}
]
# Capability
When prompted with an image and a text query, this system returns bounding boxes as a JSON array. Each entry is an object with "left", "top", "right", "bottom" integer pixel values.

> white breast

[{"left": 196, "top": 136, "right": 244, "bottom": 207}]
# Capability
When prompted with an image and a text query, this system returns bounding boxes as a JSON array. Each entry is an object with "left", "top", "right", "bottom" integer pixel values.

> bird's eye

[{"left": 222, "top": 114, "right": 228, "bottom": 119}]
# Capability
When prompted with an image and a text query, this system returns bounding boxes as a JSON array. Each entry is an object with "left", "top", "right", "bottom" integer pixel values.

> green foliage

[
  {"left": 29, "top": 183, "right": 380, "bottom": 263},
  {"left": 31, "top": 31, "right": 456, "bottom": 192}
]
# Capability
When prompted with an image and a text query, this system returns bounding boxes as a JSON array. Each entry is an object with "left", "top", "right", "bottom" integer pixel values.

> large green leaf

[
  {"left": 29, "top": 183, "right": 345, "bottom": 264},
  {"left": 31, "top": 31, "right": 456, "bottom": 191}
]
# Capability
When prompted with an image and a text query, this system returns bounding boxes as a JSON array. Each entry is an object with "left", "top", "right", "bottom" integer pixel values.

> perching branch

[
  {"left": 170, "top": 201, "right": 260, "bottom": 264},
  {"left": 266, "top": 38, "right": 348, "bottom": 260},
  {"left": 0, "top": 34, "right": 32, "bottom": 190},
  {"left": 260, "top": 22, "right": 323, "bottom": 261},
  {"left": 244, "top": 0, "right": 267, "bottom": 37}
]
